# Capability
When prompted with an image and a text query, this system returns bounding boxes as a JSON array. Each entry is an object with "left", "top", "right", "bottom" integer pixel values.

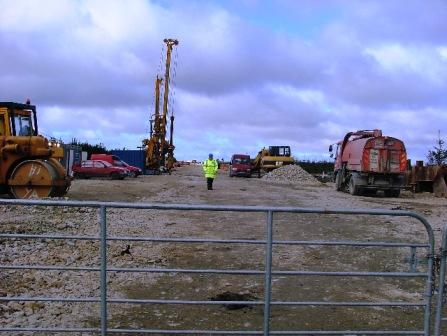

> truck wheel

[
  {"left": 110, "top": 172, "right": 120, "bottom": 180},
  {"left": 335, "top": 173, "right": 342, "bottom": 191},
  {"left": 385, "top": 189, "right": 400, "bottom": 198},
  {"left": 349, "top": 177, "right": 361, "bottom": 196}
]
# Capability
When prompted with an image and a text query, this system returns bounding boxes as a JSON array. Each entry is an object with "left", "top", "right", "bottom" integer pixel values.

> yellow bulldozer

[{"left": 0, "top": 101, "right": 70, "bottom": 198}]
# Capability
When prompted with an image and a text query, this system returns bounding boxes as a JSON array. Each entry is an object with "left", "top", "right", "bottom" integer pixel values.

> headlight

[{"left": 232, "top": 168, "right": 237, "bottom": 171}]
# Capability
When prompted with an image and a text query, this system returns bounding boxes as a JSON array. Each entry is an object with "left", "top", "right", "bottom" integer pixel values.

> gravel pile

[{"left": 262, "top": 164, "right": 319, "bottom": 184}]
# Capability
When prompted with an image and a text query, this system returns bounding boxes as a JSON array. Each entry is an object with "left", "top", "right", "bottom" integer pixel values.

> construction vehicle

[
  {"left": 405, "top": 161, "right": 447, "bottom": 197},
  {"left": 229, "top": 154, "right": 251, "bottom": 177},
  {"left": 251, "top": 146, "right": 294, "bottom": 177},
  {"left": 0, "top": 101, "right": 70, "bottom": 198},
  {"left": 329, "top": 129, "right": 407, "bottom": 197},
  {"left": 142, "top": 38, "right": 178, "bottom": 174}
]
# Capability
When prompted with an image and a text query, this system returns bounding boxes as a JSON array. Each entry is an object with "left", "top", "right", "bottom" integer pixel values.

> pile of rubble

[{"left": 262, "top": 164, "right": 320, "bottom": 185}]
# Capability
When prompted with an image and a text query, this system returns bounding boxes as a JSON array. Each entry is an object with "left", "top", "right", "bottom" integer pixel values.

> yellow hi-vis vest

[{"left": 203, "top": 159, "right": 218, "bottom": 178}]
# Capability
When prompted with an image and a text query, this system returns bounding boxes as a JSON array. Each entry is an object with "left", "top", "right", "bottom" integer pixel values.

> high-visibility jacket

[{"left": 203, "top": 159, "right": 218, "bottom": 178}]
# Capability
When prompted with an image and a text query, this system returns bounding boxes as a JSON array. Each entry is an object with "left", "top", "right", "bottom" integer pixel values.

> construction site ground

[{"left": 1, "top": 165, "right": 446, "bottom": 334}]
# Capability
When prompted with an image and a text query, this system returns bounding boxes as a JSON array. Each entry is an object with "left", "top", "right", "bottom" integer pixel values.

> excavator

[
  {"left": 0, "top": 101, "right": 70, "bottom": 198},
  {"left": 251, "top": 146, "right": 294, "bottom": 177},
  {"left": 142, "top": 38, "right": 178, "bottom": 174}
]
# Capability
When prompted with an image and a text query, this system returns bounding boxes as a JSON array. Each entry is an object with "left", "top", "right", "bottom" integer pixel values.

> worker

[{"left": 203, "top": 153, "right": 218, "bottom": 190}]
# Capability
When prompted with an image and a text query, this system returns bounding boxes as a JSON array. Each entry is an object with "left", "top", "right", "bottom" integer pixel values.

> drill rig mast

[{"left": 143, "top": 38, "right": 178, "bottom": 174}]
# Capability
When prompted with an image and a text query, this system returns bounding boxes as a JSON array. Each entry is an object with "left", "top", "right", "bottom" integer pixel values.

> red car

[
  {"left": 72, "top": 160, "right": 128, "bottom": 180},
  {"left": 91, "top": 154, "right": 142, "bottom": 178}
]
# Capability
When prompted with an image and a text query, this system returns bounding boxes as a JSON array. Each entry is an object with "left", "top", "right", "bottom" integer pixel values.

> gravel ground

[{"left": 1, "top": 165, "right": 446, "bottom": 334}]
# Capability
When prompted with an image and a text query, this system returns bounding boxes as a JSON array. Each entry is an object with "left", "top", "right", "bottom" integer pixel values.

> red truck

[
  {"left": 330, "top": 129, "right": 407, "bottom": 197},
  {"left": 229, "top": 154, "right": 252, "bottom": 177},
  {"left": 91, "top": 154, "right": 142, "bottom": 178}
]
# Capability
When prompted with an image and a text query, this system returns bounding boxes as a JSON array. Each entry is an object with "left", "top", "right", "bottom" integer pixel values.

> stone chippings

[
  {"left": 262, "top": 164, "right": 320, "bottom": 184},
  {"left": 0, "top": 204, "right": 168, "bottom": 332}
]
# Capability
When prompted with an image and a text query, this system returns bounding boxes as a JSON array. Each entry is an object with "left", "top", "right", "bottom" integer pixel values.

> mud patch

[{"left": 209, "top": 291, "right": 257, "bottom": 310}]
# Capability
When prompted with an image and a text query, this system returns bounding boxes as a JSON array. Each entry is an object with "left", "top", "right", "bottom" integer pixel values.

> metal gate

[
  {"left": 0, "top": 199, "right": 436, "bottom": 335},
  {"left": 434, "top": 225, "right": 447, "bottom": 336}
]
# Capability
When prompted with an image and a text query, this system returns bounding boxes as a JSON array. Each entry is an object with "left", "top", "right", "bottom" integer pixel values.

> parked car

[
  {"left": 91, "top": 154, "right": 142, "bottom": 177},
  {"left": 229, "top": 154, "right": 252, "bottom": 177},
  {"left": 72, "top": 160, "right": 128, "bottom": 180}
]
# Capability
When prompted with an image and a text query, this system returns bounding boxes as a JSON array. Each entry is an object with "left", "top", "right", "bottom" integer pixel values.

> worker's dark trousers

[{"left": 207, "top": 178, "right": 214, "bottom": 190}]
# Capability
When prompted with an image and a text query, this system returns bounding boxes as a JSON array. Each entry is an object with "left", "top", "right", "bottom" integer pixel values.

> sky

[{"left": 0, "top": 0, "right": 446, "bottom": 162}]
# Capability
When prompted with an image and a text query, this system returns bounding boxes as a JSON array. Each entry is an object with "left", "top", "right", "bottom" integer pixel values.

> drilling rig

[{"left": 143, "top": 38, "right": 178, "bottom": 174}]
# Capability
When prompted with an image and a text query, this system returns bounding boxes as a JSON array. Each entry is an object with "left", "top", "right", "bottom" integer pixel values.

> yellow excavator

[
  {"left": 142, "top": 38, "right": 178, "bottom": 174},
  {"left": 251, "top": 146, "right": 295, "bottom": 177},
  {"left": 0, "top": 101, "right": 70, "bottom": 198}
]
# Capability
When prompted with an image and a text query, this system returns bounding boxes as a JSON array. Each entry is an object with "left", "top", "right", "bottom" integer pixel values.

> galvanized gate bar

[
  {"left": 0, "top": 265, "right": 429, "bottom": 276},
  {"left": 0, "top": 198, "right": 438, "bottom": 216},
  {"left": 0, "top": 328, "right": 426, "bottom": 335},
  {"left": 0, "top": 296, "right": 428, "bottom": 306},
  {"left": 434, "top": 225, "right": 447, "bottom": 336},
  {"left": 0, "top": 199, "right": 435, "bottom": 335},
  {"left": 99, "top": 205, "right": 107, "bottom": 336},
  {"left": 0, "top": 232, "right": 429, "bottom": 247},
  {"left": 263, "top": 210, "right": 274, "bottom": 336}
]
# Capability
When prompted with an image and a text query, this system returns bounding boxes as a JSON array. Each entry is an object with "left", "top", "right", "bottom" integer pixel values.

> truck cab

[{"left": 229, "top": 154, "right": 251, "bottom": 177}]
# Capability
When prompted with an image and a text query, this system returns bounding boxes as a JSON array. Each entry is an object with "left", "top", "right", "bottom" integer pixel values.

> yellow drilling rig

[{"left": 143, "top": 38, "right": 178, "bottom": 174}]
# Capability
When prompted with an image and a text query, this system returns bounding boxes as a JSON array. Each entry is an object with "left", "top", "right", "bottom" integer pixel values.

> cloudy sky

[{"left": 0, "top": 0, "right": 446, "bottom": 161}]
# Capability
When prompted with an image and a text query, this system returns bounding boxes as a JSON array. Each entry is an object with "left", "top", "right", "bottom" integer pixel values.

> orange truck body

[{"left": 332, "top": 129, "right": 407, "bottom": 196}]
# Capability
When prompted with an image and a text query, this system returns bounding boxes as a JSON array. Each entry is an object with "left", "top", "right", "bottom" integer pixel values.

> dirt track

[{"left": 1, "top": 165, "right": 446, "bottom": 334}]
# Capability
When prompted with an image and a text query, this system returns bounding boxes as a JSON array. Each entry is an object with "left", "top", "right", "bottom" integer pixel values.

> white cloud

[
  {"left": 0, "top": 0, "right": 77, "bottom": 32},
  {"left": 364, "top": 44, "right": 447, "bottom": 83},
  {"left": 81, "top": 0, "right": 161, "bottom": 42},
  {"left": 438, "top": 46, "right": 447, "bottom": 60},
  {"left": 0, "top": 0, "right": 446, "bottom": 162}
]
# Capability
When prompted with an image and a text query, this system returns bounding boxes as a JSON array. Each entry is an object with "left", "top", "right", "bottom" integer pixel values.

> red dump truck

[{"left": 329, "top": 129, "right": 407, "bottom": 197}]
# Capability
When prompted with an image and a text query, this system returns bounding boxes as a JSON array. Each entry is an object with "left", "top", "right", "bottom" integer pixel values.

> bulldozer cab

[{"left": 0, "top": 102, "right": 37, "bottom": 137}]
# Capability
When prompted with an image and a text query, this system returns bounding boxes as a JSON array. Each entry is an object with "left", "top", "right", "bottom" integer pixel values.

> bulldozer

[{"left": 0, "top": 101, "right": 70, "bottom": 198}]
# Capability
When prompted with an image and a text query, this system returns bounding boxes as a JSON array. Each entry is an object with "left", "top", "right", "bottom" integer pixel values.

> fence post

[
  {"left": 434, "top": 226, "right": 447, "bottom": 336},
  {"left": 409, "top": 246, "right": 417, "bottom": 272},
  {"left": 263, "top": 210, "right": 273, "bottom": 336},
  {"left": 100, "top": 205, "right": 108, "bottom": 336}
]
